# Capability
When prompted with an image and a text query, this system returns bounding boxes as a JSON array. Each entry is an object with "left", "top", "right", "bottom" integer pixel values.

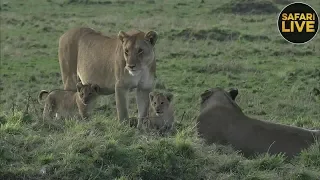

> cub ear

[
  {"left": 118, "top": 30, "right": 128, "bottom": 43},
  {"left": 200, "top": 89, "right": 213, "bottom": 102},
  {"left": 91, "top": 84, "right": 100, "bottom": 93},
  {"left": 149, "top": 92, "right": 155, "bottom": 101},
  {"left": 145, "top": 31, "right": 158, "bottom": 46},
  {"left": 166, "top": 92, "right": 173, "bottom": 102},
  {"left": 76, "top": 82, "right": 83, "bottom": 92},
  {"left": 228, "top": 88, "right": 238, "bottom": 100}
]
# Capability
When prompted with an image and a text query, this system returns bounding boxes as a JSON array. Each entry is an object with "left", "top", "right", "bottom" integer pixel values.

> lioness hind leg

[{"left": 58, "top": 39, "right": 78, "bottom": 91}]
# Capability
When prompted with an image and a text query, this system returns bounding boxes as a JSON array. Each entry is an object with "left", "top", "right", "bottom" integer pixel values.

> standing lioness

[
  {"left": 38, "top": 82, "right": 100, "bottom": 120},
  {"left": 197, "top": 87, "right": 320, "bottom": 159},
  {"left": 58, "top": 27, "right": 158, "bottom": 128}
]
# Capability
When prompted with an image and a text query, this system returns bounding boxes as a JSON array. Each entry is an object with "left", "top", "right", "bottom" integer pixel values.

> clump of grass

[
  {"left": 0, "top": 112, "right": 24, "bottom": 134},
  {"left": 252, "top": 153, "right": 286, "bottom": 171},
  {"left": 298, "top": 142, "right": 320, "bottom": 167}
]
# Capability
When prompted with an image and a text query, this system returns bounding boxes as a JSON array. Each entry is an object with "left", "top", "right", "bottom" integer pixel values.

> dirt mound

[
  {"left": 213, "top": 0, "right": 280, "bottom": 15},
  {"left": 189, "top": 62, "right": 260, "bottom": 75},
  {"left": 272, "top": 0, "right": 293, "bottom": 5},
  {"left": 0, "top": 2, "right": 10, "bottom": 11},
  {"left": 67, "top": 0, "right": 113, "bottom": 5},
  {"left": 168, "top": 27, "right": 269, "bottom": 42},
  {"left": 66, "top": 0, "right": 134, "bottom": 5},
  {"left": 166, "top": 51, "right": 222, "bottom": 59}
]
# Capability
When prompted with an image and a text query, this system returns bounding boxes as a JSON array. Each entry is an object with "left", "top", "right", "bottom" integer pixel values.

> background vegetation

[{"left": 1, "top": 0, "right": 319, "bottom": 179}]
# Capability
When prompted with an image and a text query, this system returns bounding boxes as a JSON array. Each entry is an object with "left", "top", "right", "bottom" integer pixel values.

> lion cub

[
  {"left": 148, "top": 91, "right": 175, "bottom": 134},
  {"left": 38, "top": 82, "right": 100, "bottom": 120}
]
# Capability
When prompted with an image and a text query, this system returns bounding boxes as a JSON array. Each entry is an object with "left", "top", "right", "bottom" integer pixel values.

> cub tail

[{"left": 38, "top": 90, "right": 49, "bottom": 104}]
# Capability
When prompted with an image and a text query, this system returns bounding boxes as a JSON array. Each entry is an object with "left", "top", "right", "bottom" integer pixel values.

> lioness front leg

[
  {"left": 136, "top": 87, "right": 151, "bottom": 129},
  {"left": 115, "top": 83, "right": 129, "bottom": 122}
]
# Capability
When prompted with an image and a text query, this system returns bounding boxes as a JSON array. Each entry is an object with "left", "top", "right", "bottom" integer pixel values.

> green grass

[{"left": 1, "top": 0, "right": 320, "bottom": 179}]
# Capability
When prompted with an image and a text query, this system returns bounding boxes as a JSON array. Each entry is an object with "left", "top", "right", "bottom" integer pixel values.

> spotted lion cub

[
  {"left": 148, "top": 91, "right": 175, "bottom": 134},
  {"left": 38, "top": 82, "right": 100, "bottom": 120}
]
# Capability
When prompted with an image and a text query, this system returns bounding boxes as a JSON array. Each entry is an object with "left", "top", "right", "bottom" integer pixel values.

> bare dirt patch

[
  {"left": 166, "top": 51, "right": 223, "bottom": 59},
  {"left": 213, "top": 0, "right": 280, "bottom": 15},
  {"left": 65, "top": 0, "right": 135, "bottom": 5},
  {"left": 189, "top": 62, "right": 261, "bottom": 75},
  {"left": 272, "top": 0, "right": 293, "bottom": 5},
  {"left": 168, "top": 27, "right": 269, "bottom": 42}
]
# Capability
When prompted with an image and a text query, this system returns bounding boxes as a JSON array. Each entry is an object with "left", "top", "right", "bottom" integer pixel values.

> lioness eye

[
  {"left": 161, "top": 102, "right": 164, "bottom": 104},
  {"left": 138, "top": 48, "right": 143, "bottom": 54},
  {"left": 125, "top": 49, "right": 129, "bottom": 55}
]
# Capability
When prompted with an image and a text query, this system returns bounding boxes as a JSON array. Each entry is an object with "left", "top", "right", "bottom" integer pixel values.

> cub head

[
  {"left": 118, "top": 30, "right": 158, "bottom": 76},
  {"left": 149, "top": 91, "right": 173, "bottom": 116},
  {"left": 76, "top": 82, "right": 100, "bottom": 105},
  {"left": 200, "top": 87, "right": 239, "bottom": 110}
]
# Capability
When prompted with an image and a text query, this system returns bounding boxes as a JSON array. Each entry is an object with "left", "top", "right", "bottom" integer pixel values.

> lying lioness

[
  {"left": 148, "top": 91, "right": 175, "bottom": 134},
  {"left": 38, "top": 82, "right": 100, "bottom": 120},
  {"left": 197, "top": 87, "right": 320, "bottom": 159}
]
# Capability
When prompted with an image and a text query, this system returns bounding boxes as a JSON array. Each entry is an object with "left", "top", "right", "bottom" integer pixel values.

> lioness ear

[
  {"left": 118, "top": 30, "right": 128, "bottom": 43},
  {"left": 76, "top": 82, "right": 83, "bottom": 92},
  {"left": 166, "top": 93, "right": 173, "bottom": 102},
  {"left": 228, "top": 88, "right": 238, "bottom": 100},
  {"left": 200, "top": 89, "right": 213, "bottom": 102},
  {"left": 145, "top": 31, "right": 158, "bottom": 46},
  {"left": 91, "top": 84, "right": 100, "bottom": 93}
]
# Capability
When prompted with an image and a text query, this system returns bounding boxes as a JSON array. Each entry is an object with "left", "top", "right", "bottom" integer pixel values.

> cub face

[
  {"left": 76, "top": 82, "right": 100, "bottom": 105},
  {"left": 149, "top": 92, "right": 173, "bottom": 116}
]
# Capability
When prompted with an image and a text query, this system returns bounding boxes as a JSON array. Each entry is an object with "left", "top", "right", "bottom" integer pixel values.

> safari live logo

[{"left": 277, "top": 2, "right": 319, "bottom": 44}]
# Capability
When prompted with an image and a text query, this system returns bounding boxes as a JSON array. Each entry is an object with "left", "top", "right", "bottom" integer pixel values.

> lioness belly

[
  {"left": 77, "top": 33, "right": 117, "bottom": 94},
  {"left": 77, "top": 58, "right": 116, "bottom": 95}
]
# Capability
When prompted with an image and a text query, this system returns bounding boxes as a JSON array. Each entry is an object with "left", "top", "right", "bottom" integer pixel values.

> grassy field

[{"left": 1, "top": 0, "right": 320, "bottom": 179}]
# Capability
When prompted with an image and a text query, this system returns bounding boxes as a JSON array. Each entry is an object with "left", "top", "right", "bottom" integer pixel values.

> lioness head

[
  {"left": 149, "top": 91, "right": 173, "bottom": 116},
  {"left": 76, "top": 82, "right": 100, "bottom": 105},
  {"left": 200, "top": 87, "right": 239, "bottom": 111},
  {"left": 118, "top": 30, "right": 158, "bottom": 76}
]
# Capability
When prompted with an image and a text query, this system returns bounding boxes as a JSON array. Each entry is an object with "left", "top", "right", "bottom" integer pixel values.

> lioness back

[
  {"left": 197, "top": 88, "right": 319, "bottom": 159},
  {"left": 59, "top": 27, "right": 117, "bottom": 91}
]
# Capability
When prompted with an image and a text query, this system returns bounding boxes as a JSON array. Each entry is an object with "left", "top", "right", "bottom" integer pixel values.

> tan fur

[
  {"left": 38, "top": 90, "right": 49, "bottom": 104},
  {"left": 197, "top": 87, "right": 320, "bottom": 159},
  {"left": 38, "top": 82, "right": 100, "bottom": 120},
  {"left": 58, "top": 27, "right": 158, "bottom": 128},
  {"left": 148, "top": 92, "right": 175, "bottom": 134}
]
